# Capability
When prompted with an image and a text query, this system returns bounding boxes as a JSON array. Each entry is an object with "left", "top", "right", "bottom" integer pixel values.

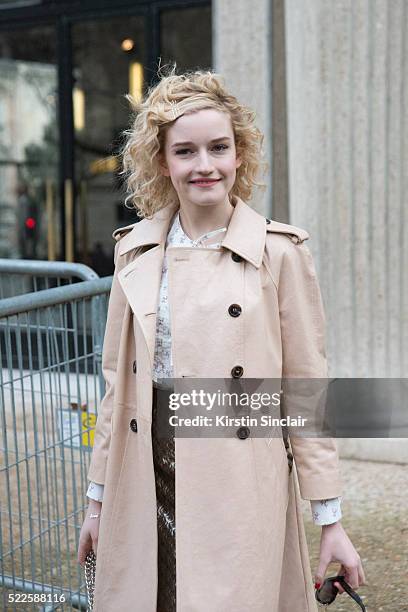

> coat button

[
  {"left": 132, "top": 360, "right": 137, "bottom": 374},
  {"left": 236, "top": 426, "right": 250, "bottom": 440},
  {"left": 228, "top": 304, "right": 242, "bottom": 317},
  {"left": 129, "top": 418, "right": 138, "bottom": 433},
  {"left": 231, "top": 252, "right": 243, "bottom": 263},
  {"left": 231, "top": 365, "right": 244, "bottom": 378}
]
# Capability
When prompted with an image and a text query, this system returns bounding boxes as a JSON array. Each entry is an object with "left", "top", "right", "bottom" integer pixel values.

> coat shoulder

[
  {"left": 264, "top": 219, "right": 311, "bottom": 285},
  {"left": 265, "top": 219, "right": 309, "bottom": 245},
  {"left": 112, "top": 222, "right": 139, "bottom": 242}
]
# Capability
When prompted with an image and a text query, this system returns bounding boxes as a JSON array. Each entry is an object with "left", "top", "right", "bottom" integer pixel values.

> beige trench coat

[{"left": 88, "top": 196, "right": 343, "bottom": 611}]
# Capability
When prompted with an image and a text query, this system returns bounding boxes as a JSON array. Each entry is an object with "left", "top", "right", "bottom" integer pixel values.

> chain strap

[{"left": 84, "top": 550, "right": 96, "bottom": 611}]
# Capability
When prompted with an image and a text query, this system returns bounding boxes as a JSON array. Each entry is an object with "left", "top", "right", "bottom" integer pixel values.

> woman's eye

[
  {"left": 213, "top": 144, "right": 229, "bottom": 151},
  {"left": 175, "top": 144, "right": 229, "bottom": 155}
]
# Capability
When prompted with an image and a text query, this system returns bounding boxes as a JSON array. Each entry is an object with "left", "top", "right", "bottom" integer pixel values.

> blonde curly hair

[{"left": 120, "top": 63, "right": 267, "bottom": 218}]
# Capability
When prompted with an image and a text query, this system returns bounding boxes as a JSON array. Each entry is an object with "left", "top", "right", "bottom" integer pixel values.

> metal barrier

[
  {"left": 0, "top": 274, "right": 112, "bottom": 611},
  {"left": 0, "top": 259, "right": 99, "bottom": 300}
]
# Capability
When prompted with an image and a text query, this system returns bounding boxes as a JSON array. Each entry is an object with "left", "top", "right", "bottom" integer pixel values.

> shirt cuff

[
  {"left": 87, "top": 481, "right": 104, "bottom": 502},
  {"left": 310, "top": 497, "right": 342, "bottom": 525}
]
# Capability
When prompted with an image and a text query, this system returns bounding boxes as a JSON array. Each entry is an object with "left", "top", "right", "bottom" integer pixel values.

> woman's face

[{"left": 159, "top": 108, "right": 242, "bottom": 209}]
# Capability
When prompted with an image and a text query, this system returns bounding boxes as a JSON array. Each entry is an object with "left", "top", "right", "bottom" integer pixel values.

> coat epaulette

[
  {"left": 112, "top": 223, "right": 137, "bottom": 242},
  {"left": 265, "top": 219, "right": 309, "bottom": 244}
]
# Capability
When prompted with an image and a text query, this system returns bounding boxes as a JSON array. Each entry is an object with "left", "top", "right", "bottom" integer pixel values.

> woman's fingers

[
  {"left": 334, "top": 565, "right": 346, "bottom": 593},
  {"left": 314, "top": 553, "right": 330, "bottom": 589},
  {"left": 334, "top": 565, "right": 346, "bottom": 595},
  {"left": 77, "top": 532, "right": 92, "bottom": 566},
  {"left": 347, "top": 566, "right": 360, "bottom": 589},
  {"left": 335, "top": 560, "right": 363, "bottom": 593},
  {"left": 358, "top": 559, "right": 366, "bottom": 586}
]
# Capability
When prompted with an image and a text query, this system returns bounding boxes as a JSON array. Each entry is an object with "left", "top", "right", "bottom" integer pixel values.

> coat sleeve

[
  {"left": 278, "top": 240, "right": 343, "bottom": 500},
  {"left": 87, "top": 241, "right": 127, "bottom": 485}
]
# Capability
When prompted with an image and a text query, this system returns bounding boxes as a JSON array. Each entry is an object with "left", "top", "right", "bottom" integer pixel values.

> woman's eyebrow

[{"left": 171, "top": 136, "right": 232, "bottom": 149}]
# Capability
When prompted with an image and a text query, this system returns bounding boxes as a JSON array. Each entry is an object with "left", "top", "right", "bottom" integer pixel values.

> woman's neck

[{"left": 178, "top": 197, "right": 235, "bottom": 242}]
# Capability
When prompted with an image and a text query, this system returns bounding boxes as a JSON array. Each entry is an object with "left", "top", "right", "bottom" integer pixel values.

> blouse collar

[{"left": 167, "top": 211, "right": 227, "bottom": 248}]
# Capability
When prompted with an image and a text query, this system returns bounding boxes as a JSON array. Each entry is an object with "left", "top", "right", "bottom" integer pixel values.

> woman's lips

[{"left": 190, "top": 179, "right": 221, "bottom": 187}]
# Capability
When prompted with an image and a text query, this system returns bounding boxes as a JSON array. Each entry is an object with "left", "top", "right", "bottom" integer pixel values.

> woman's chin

[{"left": 184, "top": 190, "right": 229, "bottom": 207}]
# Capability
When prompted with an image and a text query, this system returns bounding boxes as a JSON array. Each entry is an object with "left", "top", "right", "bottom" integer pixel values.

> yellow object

[
  {"left": 73, "top": 87, "right": 85, "bottom": 131},
  {"left": 129, "top": 62, "right": 143, "bottom": 103},
  {"left": 121, "top": 38, "right": 134, "bottom": 51},
  {"left": 89, "top": 156, "right": 119, "bottom": 174},
  {"left": 81, "top": 412, "right": 97, "bottom": 448}
]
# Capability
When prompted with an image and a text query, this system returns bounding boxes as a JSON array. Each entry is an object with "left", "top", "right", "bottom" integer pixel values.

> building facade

[{"left": 0, "top": 0, "right": 211, "bottom": 273}]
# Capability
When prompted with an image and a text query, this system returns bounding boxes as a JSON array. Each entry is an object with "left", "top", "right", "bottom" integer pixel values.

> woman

[{"left": 78, "top": 67, "right": 365, "bottom": 611}]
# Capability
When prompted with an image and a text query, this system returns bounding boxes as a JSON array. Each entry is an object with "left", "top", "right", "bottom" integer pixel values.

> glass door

[
  {"left": 0, "top": 2, "right": 211, "bottom": 265},
  {"left": 71, "top": 14, "right": 146, "bottom": 275},
  {"left": 0, "top": 25, "right": 60, "bottom": 260}
]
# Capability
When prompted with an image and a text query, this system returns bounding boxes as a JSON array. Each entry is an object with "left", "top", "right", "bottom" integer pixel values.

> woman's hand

[
  {"left": 315, "top": 521, "right": 366, "bottom": 593},
  {"left": 77, "top": 499, "right": 102, "bottom": 566}
]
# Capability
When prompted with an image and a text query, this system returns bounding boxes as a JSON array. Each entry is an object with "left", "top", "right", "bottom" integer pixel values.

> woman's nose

[{"left": 195, "top": 150, "right": 214, "bottom": 173}]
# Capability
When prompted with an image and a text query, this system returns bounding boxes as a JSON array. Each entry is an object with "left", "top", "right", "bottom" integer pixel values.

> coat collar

[{"left": 117, "top": 196, "right": 266, "bottom": 268}]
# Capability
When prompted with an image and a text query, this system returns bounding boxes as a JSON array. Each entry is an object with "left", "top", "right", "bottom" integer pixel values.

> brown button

[
  {"left": 231, "top": 252, "right": 243, "bottom": 263},
  {"left": 132, "top": 360, "right": 137, "bottom": 374},
  {"left": 130, "top": 418, "right": 138, "bottom": 433},
  {"left": 231, "top": 365, "right": 244, "bottom": 378},
  {"left": 236, "top": 426, "right": 250, "bottom": 440},
  {"left": 228, "top": 304, "right": 242, "bottom": 317}
]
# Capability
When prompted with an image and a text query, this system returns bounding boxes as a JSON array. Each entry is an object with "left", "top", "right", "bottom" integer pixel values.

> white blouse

[{"left": 87, "top": 211, "right": 342, "bottom": 526}]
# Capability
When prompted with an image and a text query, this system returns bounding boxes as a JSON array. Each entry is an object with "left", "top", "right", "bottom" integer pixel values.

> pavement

[{"left": 301, "top": 458, "right": 408, "bottom": 611}]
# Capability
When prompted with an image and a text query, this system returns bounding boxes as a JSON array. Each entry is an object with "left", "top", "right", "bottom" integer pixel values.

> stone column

[
  {"left": 215, "top": 0, "right": 407, "bottom": 460},
  {"left": 285, "top": 0, "right": 408, "bottom": 379},
  {"left": 284, "top": 0, "right": 408, "bottom": 460},
  {"left": 213, "top": 0, "right": 274, "bottom": 216}
]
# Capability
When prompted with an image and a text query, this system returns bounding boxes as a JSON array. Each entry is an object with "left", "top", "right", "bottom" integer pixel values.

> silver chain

[{"left": 84, "top": 550, "right": 96, "bottom": 611}]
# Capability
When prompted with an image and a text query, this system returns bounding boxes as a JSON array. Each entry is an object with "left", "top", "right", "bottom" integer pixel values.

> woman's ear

[
  {"left": 157, "top": 152, "right": 170, "bottom": 177},
  {"left": 235, "top": 154, "right": 242, "bottom": 169}
]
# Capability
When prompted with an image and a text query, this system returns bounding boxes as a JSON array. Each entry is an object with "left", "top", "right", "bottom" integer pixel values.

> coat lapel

[
  {"left": 116, "top": 202, "right": 178, "bottom": 370},
  {"left": 221, "top": 197, "right": 266, "bottom": 268},
  {"left": 117, "top": 244, "right": 164, "bottom": 369}
]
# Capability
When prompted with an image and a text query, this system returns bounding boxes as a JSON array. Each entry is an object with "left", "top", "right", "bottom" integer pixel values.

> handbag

[{"left": 84, "top": 550, "right": 96, "bottom": 611}]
